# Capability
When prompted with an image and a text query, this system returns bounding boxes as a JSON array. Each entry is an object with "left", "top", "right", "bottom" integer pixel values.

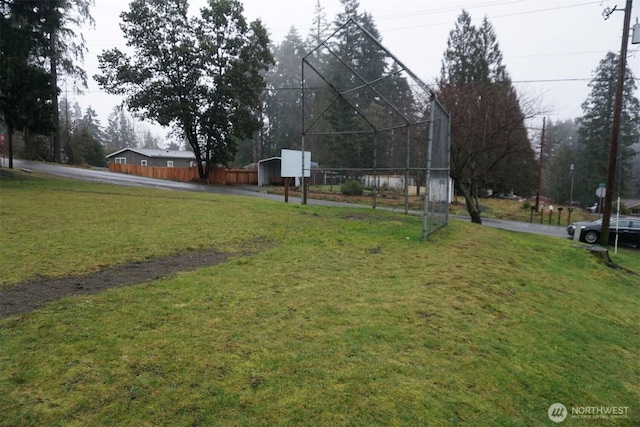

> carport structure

[
  {"left": 301, "top": 18, "right": 451, "bottom": 238},
  {"left": 257, "top": 157, "right": 281, "bottom": 186}
]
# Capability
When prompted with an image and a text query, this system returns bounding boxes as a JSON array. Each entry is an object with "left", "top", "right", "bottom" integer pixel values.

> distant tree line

[
  {"left": 253, "top": 2, "right": 639, "bottom": 222},
  {"left": 2, "top": 0, "right": 638, "bottom": 221},
  {"left": 543, "top": 53, "right": 640, "bottom": 210}
]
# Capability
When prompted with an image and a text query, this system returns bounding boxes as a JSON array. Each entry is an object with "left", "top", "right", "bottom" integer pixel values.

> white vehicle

[{"left": 586, "top": 203, "right": 598, "bottom": 213}]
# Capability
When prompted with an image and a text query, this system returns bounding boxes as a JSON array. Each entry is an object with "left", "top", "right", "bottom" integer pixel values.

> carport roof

[{"left": 258, "top": 157, "right": 281, "bottom": 164}]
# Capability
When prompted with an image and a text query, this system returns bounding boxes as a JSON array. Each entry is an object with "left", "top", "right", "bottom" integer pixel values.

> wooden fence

[{"left": 108, "top": 163, "right": 257, "bottom": 186}]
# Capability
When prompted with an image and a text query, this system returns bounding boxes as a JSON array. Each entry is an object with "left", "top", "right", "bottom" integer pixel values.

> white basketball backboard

[{"left": 281, "top": 149, "right": 311, "bottom": 178}]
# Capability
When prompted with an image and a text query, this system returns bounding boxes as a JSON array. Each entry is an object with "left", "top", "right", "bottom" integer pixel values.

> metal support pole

[
  {"left": 301, "top": 61, "right": 307, "bottom": 205},
  {"left": 372, "top": 131, "right": 378, "bottom": 209},
  {"left": 301, "top": 140, "right": 307, "bottom": 205},
  {"left": 422, "top": 99, "right": 436, "bottom": 240},
  {"left": 405, "top": 126, "right": 410, "bottom": 214},
  {"left": 444, "top": 108, "right": 451, "bottom": 226}
]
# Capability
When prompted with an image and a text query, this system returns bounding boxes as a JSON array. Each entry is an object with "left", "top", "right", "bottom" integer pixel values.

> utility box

[{"left": 573, "top": 227, "right": 582, "bottom": 242}]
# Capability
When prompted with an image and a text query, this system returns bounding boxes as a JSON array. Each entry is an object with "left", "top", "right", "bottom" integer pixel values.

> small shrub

[
  {"left": 341, "top": 180, "right": 364, "bottom": 196},
  {"left": 522, "top": 201, "right": 531, "bottom": 211}
]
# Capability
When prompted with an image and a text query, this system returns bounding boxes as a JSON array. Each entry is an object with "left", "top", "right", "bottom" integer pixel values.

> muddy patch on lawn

[{"left": 0, "top": 249, "right": 231, "bottom": 319}]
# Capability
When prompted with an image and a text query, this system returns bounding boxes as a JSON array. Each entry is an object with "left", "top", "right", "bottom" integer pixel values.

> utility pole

[
  {"left": 601, "top": 0, "right": 633, "bottom": 246},
  {"left": 535, "top": 117, "right": 546, "bottom": 211},
  {"left": 568, "top": 163, "right": 575, "bottom": 225}
]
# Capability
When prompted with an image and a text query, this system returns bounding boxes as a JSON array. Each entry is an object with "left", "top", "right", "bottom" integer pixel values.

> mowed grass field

[{"left": 1, "top": 171, "right": 639, "bottom": 426}]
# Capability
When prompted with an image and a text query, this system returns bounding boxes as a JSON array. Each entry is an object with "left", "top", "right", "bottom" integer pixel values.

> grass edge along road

[{"left": 1, "top": 172, "right": 638, "bottom": 426}]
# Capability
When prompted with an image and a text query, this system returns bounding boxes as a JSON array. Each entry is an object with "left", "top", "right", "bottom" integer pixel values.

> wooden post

[
  {"left": 601, "top": 0, "right": 633, "bottom": 245},
  {"left": 557, "top": 207, "right": 563, "bottom": 225},
  {"left": 284, "top": 177, "right": 290, "bottom": 203},
  {"left": 303, "top": 177, "right": 308, "bottom": 205}
]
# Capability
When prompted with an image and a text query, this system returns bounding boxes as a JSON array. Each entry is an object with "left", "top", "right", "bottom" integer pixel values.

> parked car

[
  {"left": 567, "top": 219, "right": 601, "bottom": 240},
  {"left": 567, "top": 216, "right": 640, "bottom": 246},
  {"left": 585, "top": 203, "right": 598, "bottom": 213}
]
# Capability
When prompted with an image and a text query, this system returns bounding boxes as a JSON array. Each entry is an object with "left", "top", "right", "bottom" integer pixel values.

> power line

[
  {"left": 375, "top": 1, "right": 601, "bottom": 33},
  {"left": 69, "top": 74, "right": 638, "bottom": 97}
]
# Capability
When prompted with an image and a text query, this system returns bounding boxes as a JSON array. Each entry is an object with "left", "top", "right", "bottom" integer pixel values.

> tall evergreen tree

[
  {"left": 306, "top": 0, "right": 331, "bottom": 50},
  {"left": 1, "top": 0, "right": 93, "bottom": 165},
  {"left": 78, "top": 106, "right": 103, "bottom": 142},
  {"left": 263, "top": 27, "right": 305, "bottom": 158},
  {"left": 438, "top": 10, "right": 536, "bottom": 223},
  {"left": 542, "top": 119, "right": 579, "bottom": 205},
  {"left": 55, "top": 98, "right": 104, "bottom": 166},
  {"left": 319, "top": 0, "right": 388, "bottom": 169},
  {"left": 65, "top": 125, "right": 105, "bottom": 166},
  {"left": 104, "top": 107, "right": 137, "bottom": 153},
  {"left": 1, "top": 0, "right": 56, "bottom": 166},
  {"left": 140, "top": 130, "right": 160, "bottom": 149},
  {"left": 575, "top": 51, "right": 640, "bottom": 204},
  {"left": 38, "top": 0, "right": 94, "bottom": 163}
]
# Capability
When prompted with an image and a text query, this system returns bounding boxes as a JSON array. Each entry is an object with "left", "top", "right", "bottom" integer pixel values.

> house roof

[
  {"left": 106, "top": 148, "right": 196, "bottom": 159},
  {"left": 622, "top": 199, "right": 640, "bottom": 209}
]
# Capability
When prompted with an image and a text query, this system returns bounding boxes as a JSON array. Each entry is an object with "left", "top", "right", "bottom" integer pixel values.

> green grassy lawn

[{"left": 1, "top": 172, "right": 639, "bottom": 426}]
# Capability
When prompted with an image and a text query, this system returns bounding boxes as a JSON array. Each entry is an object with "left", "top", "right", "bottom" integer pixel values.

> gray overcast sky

[{"left": 75, "top": 0, "right": 640, "bottom": 139}]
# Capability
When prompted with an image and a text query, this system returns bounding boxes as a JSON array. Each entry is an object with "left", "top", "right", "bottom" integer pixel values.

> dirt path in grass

[{"left": 0, "top": 249, "right": 230, "bottom": 319}]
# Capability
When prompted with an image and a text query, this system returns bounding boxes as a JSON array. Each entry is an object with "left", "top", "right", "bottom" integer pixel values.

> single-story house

[
  {"left": 623, "top": 199, "right": 640, "bottom": 216},
  {"left": 106, "top": 148, "right": 196, "bottom": 168}
]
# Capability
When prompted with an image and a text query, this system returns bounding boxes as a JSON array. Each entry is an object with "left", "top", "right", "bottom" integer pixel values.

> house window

[
  {"left": 167, "top": 161, "right": 174, "bottom": 167},
  {"left": 114, "top": 157, "right": 126, "bottom": 164},
  {"left": 141, "top": 160, "right": 147, "bottom": 166}
]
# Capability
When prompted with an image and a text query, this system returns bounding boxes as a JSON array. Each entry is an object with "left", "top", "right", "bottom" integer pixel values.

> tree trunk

[
  {"left": 51, "top": 30, "right": 61, "bottom": 163},
  {"left": 8, "top": 128, "right": 14, "bottom": 169},
  {"left": 192, "top": 148, "right": 206, "bottom": 181},
  {"left": 458, "top": 181, "right": 482, "bottom": 224},
  {"left": 24, "top": 128, "right": 35, "bottom": 159}
]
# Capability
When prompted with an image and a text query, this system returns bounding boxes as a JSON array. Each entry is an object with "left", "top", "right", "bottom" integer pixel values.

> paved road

[
  {"left": 480, "top": 217, "right": 567, "bottom": 239},
  {"left": 7, "top": 160, "right": 569, "bottom": 239}
]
